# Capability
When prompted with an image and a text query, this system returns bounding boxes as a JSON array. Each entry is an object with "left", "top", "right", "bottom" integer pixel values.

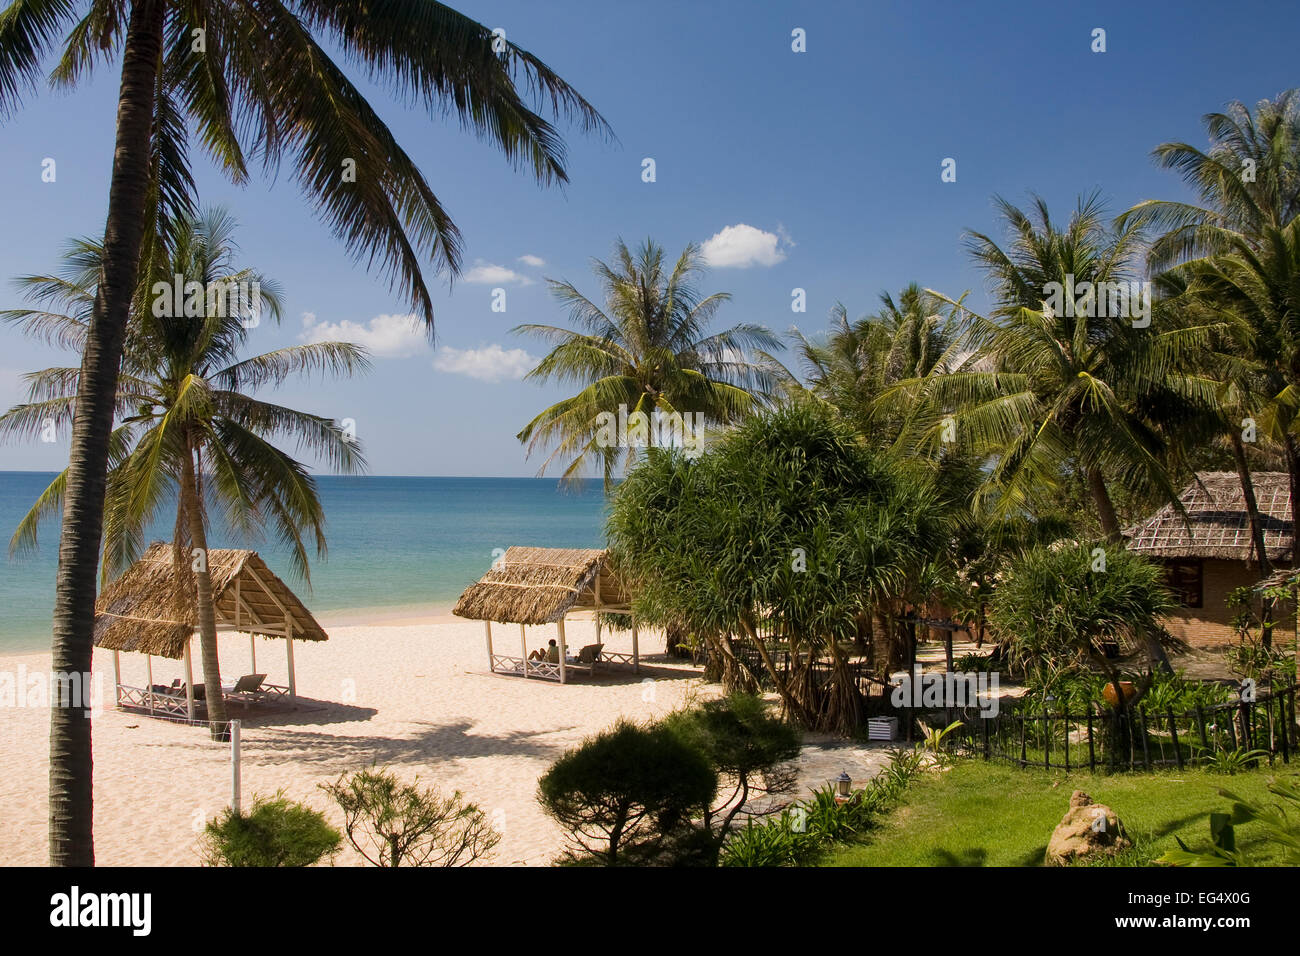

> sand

[{"left": 0, "top": 614, "right": 712, "bottom": 866}]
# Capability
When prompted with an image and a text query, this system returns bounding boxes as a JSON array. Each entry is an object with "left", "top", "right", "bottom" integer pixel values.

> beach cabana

[
  {"left": 1125, "top": 471, "right": 1293, "bottom": 646},
  {"left": 94, "top": 543, "right": 328, "bottom": 720},
  {"left": 452, "top": 546, "right": 637, "bottom": 683}
]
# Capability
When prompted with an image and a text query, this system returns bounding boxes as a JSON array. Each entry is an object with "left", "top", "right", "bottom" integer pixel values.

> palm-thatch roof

[
  {"left": 452, "top": 546, "right": 627, "bottom": 625},
  {"left": 94, "top": 542, "right": 328, "bottom": 660},
  {"left": 1125, "top": 471, "right": 1293, "bottom": 561}
]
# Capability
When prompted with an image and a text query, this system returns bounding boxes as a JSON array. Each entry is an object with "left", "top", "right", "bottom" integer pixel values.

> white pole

[
  {"left": 249, "top": 634, "right": 257, "bottom": 673},
  {"left": 520, "top": 623, "right": 528, "bottom": 678},
  {"left": 632, "top": 617, "right": 640, "bottom": 674},
  {"left": 557, "top": 617, "right": 568, "bottom": 684},
  {"left": 230, "top": 719, "right": 242, "bottom": 813},
  {"left": 146, "top": 654, "right": 154, "bottom": 713},
  {"left": 484, "top": 620, "right": 494, "bottom": 672},
  {"left": 112, "top": 650, "right": 122, "bottom": 706},
  {"left": 183, "top": 641, "right": 195, "bottom": 721},
  {"left": 285, "top": 630, "right": 296, "bottom": 697}
]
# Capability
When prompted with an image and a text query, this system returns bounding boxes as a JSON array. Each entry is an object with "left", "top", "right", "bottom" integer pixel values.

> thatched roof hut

[
  {"left": 95, "top": 542, "right": 327, "bottom": 660},
  {"left": 452, "top": 546, "right": 627, "bottom": 625},
  {"left": 453, "top": 546, "right": 636, "bottom": 683},
  {"left": 1125, "top": 471, "right": 1292, "bottom": 561}
]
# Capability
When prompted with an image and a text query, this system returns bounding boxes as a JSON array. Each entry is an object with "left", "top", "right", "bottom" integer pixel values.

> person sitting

[
  {"left": 544, "top": 639, "right": 560, "bottom": 664},
  {"left": 528, "top": 647, "right": 545, "bottom": 661}
]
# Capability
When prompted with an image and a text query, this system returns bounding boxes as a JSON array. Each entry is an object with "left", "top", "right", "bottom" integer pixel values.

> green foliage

[
  {"left": 953, "top": 652, "right": 998, "bottom": 673},
  {"left": 321, "top": 768, "right": 500, "bottom": 867},
  {"left": 201, "top": 792, "right": 340, "bottom": 867},
  {"left": 1195, "top": 746, "right": 1272, "bottom": 775},
  {"left": 989, "top": 543, "right": 1175, "bottom": 674},
  {"left": 1157, "top": 778, "right": 1300, "bottom": 866},
  {"left": 537, "top": 719, "right": 717, "bottom": 866},
  {"left": 918, "top": 720, "right": 963, "bottom": 765}
]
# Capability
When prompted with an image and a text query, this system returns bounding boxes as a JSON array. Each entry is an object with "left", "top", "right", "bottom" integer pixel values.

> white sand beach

[{"left": 0, "top": 614, "right": 711, "bottom": 866}]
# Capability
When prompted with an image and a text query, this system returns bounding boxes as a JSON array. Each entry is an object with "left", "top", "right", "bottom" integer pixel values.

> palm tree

[
  {"left": 791, "top": 283, "right": 964, "bottom": 449},
  {"left": 0, "top": 1, "right": 607, "bottom": 865},
  {"left": 514, "top": 239, "right": 782, "bottom": 486},
  {"left": 1, "top": 208, "right": 368, "bottom": 736},
  {"left": 916, "top": 194, "right": 1191, "bottom": 541},
  {"left": 1122, "top": 92, "right": 1300, "bottom": 560}
]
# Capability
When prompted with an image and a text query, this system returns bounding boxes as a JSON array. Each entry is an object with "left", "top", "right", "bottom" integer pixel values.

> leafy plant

[
  {"left": 1157, "top": 779, "right": 1300, "bottom": 866},
  {"left": 321, "top": 768, "right": 500, "bottom": 867},
  {"left": 918, "top": 719, "right": 964, "bottom": 765},
  {"left": 201, "top": 792, "right": 340, "bottom": 867},
  {"left": 1195, "top": 746, "right": 1272, "bottom": 775}
]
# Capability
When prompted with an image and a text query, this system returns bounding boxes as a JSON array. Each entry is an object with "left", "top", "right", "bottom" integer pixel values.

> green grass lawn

[{"left": 824, "top": 758, "right": 1300, "bottom": 867}]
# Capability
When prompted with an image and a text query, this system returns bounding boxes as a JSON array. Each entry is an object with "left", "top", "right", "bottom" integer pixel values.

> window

[{"left": 1164, "top": 560, "right": 1203, "bottom": 608}]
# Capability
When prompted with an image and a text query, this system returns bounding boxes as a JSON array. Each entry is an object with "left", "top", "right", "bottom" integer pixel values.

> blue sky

[{"left": 1, "top": 0, "right": 1297, "bottom": 477}]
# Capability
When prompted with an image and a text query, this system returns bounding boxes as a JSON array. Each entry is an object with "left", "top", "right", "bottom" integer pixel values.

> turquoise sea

[{"left": 0, "top": 472, "right": 609, "bottom": 653}]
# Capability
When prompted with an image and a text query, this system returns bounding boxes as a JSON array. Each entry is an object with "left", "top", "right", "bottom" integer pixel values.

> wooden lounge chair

[{"left": 223, "top": 673, "right": 267, "bottom": 707}]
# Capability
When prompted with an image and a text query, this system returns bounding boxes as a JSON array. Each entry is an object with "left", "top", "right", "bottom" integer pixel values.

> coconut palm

[
  {"left": 791, "top": 283, "right": 964, "bottom": 449},
  {"left": 917, "top": 194, "right": 1191, "bottom": 541},
  {"left": 514, "top": 239, "right": 782, "bottom": 486},
  {"left": 0, "top": 207, "right": 368, "bottom": 736},
  {"left": 0, "top": 1, "right": 607, "bottom": 865}
]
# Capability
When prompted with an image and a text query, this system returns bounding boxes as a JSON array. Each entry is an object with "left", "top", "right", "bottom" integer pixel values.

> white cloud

[
  {"left": 700, "top": 223, "right": 788, "bottom": 268},
  {"left": 299, "top": 312, "right": 428, "bottom": 358},
  {"left": 464, "top": 260, "right": 532, "bottom": 285},
  {"left": 432, "top": 344, "right": 537, "bottom": 383},
  {"left": 518, "top": 254, "right": 546, "bottom": 267}
]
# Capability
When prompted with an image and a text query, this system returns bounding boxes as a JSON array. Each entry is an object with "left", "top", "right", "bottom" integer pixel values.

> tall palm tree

[
  {"left": 1, "top": 207, "right": 367, "bottom": 736},
  {"left": 1122, "top": 92, "right": 1300, "bottom": 561},
  {"left": 514, "top": 239, "right": 782, "bottom": 486},
  {"left": 0, "top": 0, "right": 607, "bottom": 865},
  {"left": 918, "top": 194, "right": 1189, "bottom": 540}
]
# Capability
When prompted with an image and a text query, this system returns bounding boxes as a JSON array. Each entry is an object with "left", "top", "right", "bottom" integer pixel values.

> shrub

[
  {"left": 201, "top": 792, "right": 341, "bottom": 867},
  {"left": 321, "top": 768, "right": 500, "bottom": 867},
  {"left": 1157, "top": 778, "right": 1300, "bottom": 866},
  {"left": 538, "top": 719, "right": 717, "bottom": 866}
]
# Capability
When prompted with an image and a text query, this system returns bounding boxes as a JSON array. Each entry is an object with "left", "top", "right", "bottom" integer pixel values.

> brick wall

[{"left": 1162, "top": 558, "right": 1293, "bottom": 647}]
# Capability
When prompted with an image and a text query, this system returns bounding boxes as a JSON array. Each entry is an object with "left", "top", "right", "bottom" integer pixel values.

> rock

[{"left": 1045, "top": 790, "right": 1130, "bottom": 865}]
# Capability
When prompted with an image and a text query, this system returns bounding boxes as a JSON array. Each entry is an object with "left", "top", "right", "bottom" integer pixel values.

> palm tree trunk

[
  {"left": 1230, "top": 432, "right": 1273, "bottom": 650},
  {"left": 1085, "top": 467, "right": 1122, "bottom": 542},
  {"left": 48, "top": 0, "right": 166, "bottom": 867},
  {"left": 181, "top": 435, "right": 228, "bottom": 737}
]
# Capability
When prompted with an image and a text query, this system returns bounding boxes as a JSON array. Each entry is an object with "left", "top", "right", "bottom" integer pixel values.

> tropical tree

[
  {"left": 790, "top": 283, "right": 965, "bottom": 450},
  {"left": 514, "top": 239, "right": 782, "bottom": 486},
  {"left": 608, "top": 401, "right": 952, "bottom": 734},
  {"left": 918, "top": 193, "right": 1191, "bottom": 541},
  {"left": 0, "top": 0, "right": 607, "bottom": 865},
  {"left": 1, "top": 207, "right": 368, "bottom": 735},
  {"left": 1123, "top": 92, "right": 1300, "bottom": 560}
]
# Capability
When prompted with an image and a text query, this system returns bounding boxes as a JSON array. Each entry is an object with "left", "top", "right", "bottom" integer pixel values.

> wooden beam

[
  {"left": 183, "top": 641, "right": 195, "bottom": 721},
  {"left": 112, "top": 650, "right": 121, "bottom": 705},
  {"left": 557, "top": 617, "right": 568, "bottom": 685},
  {"left": 285, "top": 621, "right": 296, "bottom": 697},
  {"left": 484, "top": 621, "right": 495, "bottom": 673},
  {"left": 632, "top": 616, "right": 639, "bottom": 674},
  {"left": 520, "top": 623, "right": 528, "bottom": 679}
]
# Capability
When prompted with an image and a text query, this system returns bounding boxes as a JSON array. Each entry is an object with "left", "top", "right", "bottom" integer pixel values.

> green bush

[
  {"left": 321, "top": 768, "right": 500, "bottom": 867},
  {"left": 538, "top": 719, "right": 717, "bottom": 866},
  {"left": 201, "top": 792, "right": 341, "bottom": 867}
]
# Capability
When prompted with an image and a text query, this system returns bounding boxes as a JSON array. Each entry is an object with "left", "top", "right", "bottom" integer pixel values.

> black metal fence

[{"left": 940, "top": 683, "right": 1299, "bottom": 772}]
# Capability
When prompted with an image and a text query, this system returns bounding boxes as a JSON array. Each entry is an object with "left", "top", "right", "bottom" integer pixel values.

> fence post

[
  {"left": 1019, "top": 716, "right": 1027, "bottom": 768},
  {"left": 1138, "top": 708, "right": 1152, "bottom": 771},
  {"left": 1195, "top": 704, "right": 1209, "bottom": 751},
  {"left": 982, "top": 712, "right": 990, "bottom": 760},
  {"left": 1043, "top": 704, "right": 1050, "bottom": 770},
  {"left": 1282, "top": 688, "right": 1293, "bottom": 764},
  {"left": 230, "top": 719, "right": 242, "bottom": 813},
  {"left": 1168, "top": 710, "right": 1183, "bottom": 771},
  {"left": 1087, "top": 709, "right": 1096, "bottom": 772},
  {"left": 1062, "top": 704, "right": 1070, "bottom": 771}
]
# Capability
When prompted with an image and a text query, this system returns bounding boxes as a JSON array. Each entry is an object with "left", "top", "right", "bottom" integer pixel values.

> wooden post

[
  {"left": 112, "top": 650, "right": 122, "bottom": 706},
  {"left": 146, "top": 654, "right": 154, "bottom": 713},
  {"left": 285, "top": 623, "right": 296, "bottom": 697},
  {"left": 520, "top": 623, "right": 528, "bottom": 679},
  {"left": 1169, "top": 710, "right": 1183, "bottom": 771},
  {"left": 1196, "top": 704, "right": 1209, "bottom": 750},
  {"left": 631, "top": 616, "right": 640, "bottom": 674},
  {"left": 1138, "top": 708, "right": 1152, "bottom": 770},
  {"left": 557, "top": 617, "right": 568, "bottom": 684},
  {"left": 249, "top": 634, "right": 257, "bottom": 674},
  {"left": 1019, "top": 716, "right": 1027, "bottom": 767},
  {"left": 484, "top": 620, "right": 494, "bottom": 673},
  {"left": 182, "top": 642, "right": 195, "bottom": 722},
  {"left": 1087, "top": 709, "right": 1096, "bottom": 771},
  {"left": 1062, "top": 704, "right": 1070, "bottom": 771},
  {"left": 231, "top": 719, "right": 242, "bottom": 813}
]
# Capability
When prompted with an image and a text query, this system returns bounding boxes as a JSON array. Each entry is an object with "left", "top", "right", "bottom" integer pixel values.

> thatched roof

[
  {"left": 94, "top": 542, "right": 328, "bottom": 660},
  {"left": 1125, "top": 471, "right": 1293, "bottom": 561},
  {"left": 452, "top": 546, "right": 627, "bottom": 625}
]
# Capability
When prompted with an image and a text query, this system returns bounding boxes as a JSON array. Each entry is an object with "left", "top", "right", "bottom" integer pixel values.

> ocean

[{"left": 0, "top": 472, "right": 609, "bottom": 653}]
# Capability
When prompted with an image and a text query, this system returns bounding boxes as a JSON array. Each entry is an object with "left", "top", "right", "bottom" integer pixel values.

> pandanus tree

[
  {"left": 915, "top": 194, "right": 1189, "bottom": 542},
  {"left": 514, "top": 239, "right": 782, "bottom": 487},
  {"left": 0, "top": 0, "right": 607, "bottom": 865},
  {"left": 608, "top": 402, "right": 951, "bottom": 735},
  {"left": 0, "top": 207, "right": 368, "bottom": 735}
]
